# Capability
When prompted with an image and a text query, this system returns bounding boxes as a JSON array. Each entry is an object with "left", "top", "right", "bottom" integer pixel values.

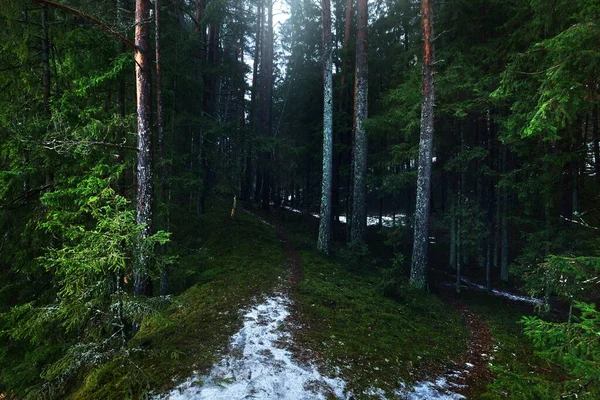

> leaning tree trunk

[
  {"left": 349, "top": 0, "right": 368, "bottom": 244},
  {"left": 410, "top": 0, "right": 435, "bottom": 290},
  {"left": 134, "top": 0, "right": 153, "bottom": 297},
  {"left": 317, "top": 0, "right": 333, "bottom": 254}
]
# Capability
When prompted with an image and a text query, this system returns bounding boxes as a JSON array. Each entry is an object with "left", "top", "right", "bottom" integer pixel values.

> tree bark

[
  {"left": 350, "top": 0, "right": 368, "bottom": 244},
  {"left": 261, "top": 0, "right": 273, "bottom": 211},
  {"left": 339, "top": 0, "right": 353, "bottom": 111},
  {"left": 155, "top": 0, "right": 169, "bottom": 296},
  {"left": 449, "top": 189, "right": 456, "bottom": 271},
  {"left": 41, "top": 3, "right": 51, "bottom": 114},
  {"left": 244, "top": 2, "right": 262, "bottom": 201},
  {"left": 410, "top": 0, "right": 435, "bottom": 290},
  {"left": 117, "top": 0, "right": 126, "bottom": 117},
  {"left": 318, "top": 0, "right": 333, "bottom": 254},
  {"left": 500, "top": 147, "right": 509, "bottom": 282},
  {"left": 134, "top": 0, "right": 153, "bottom": 297}
]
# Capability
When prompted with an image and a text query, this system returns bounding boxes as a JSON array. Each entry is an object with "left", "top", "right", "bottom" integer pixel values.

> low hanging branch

[{"left": 31, "top": 0, "right": 135, "bottom": 50}]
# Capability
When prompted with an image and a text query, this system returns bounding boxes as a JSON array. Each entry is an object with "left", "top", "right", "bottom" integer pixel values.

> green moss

[
  {"left": 289, "top": 231, "right": 469, "bottom": 398},
  {"left": 71, "top": 199, "right": 285, "bottom": 399}
]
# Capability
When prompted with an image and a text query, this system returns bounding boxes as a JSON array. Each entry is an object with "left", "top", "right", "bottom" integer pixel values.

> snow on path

[
  {"left": 158, "top": 294, "right": 347, "bottom": 400},
  {"left": 158, "top": 291, "right": 473, "bottom": 400},
  {"left": 399, "top": 369, "right": 470, "bottom": 400}
]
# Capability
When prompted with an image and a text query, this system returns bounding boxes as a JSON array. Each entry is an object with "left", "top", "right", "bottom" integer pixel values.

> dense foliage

[{"left": 1, "top": 0, "right": 599, "bottom": 398}]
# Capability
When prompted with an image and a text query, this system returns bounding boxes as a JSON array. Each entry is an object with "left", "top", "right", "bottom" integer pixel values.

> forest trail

[{"left": 160, "top": 210, "right": 494, "bottom": 399}]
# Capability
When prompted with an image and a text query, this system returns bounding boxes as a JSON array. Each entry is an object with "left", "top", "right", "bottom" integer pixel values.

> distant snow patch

[
  {"left": 282, "top": 206, "right": 406, "bottom": 228},
  {"left": 157, "top": 295, "right": 347, "bottom": 400},
  {"left": 460, "top": 277, "right": 544, "bottom": 305}
]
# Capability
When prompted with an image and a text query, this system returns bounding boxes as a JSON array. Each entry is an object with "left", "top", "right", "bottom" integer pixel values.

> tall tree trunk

[
  {"left": 449, "top": 188, "right": 457, "bottom": 271},
  {"left": 117, "top": 0, "right": 126, "bottom": 117},
  {"left": 410, "top": 0, "right": 435, "bottom": 290},
  {"left": 350, "top": 0, "right": 368, "bottom": 244},
  {"left": 318, "top": 0, "right": 333, "bottom": 254},
  {"left": 261, "top": 0, "right": 273, "bottom": 210},
  {"left": 244, "top": 2, "right": 262, "bottom": 201},
  {"left": 134, "top": 0, "right": 153, "bottom": 297},
  {"left": 339, "top": 0, "right": 353, "bottom": 111},
  {"left": 155, "top": 0, "right": 169, "bottom": 296},
  {"left": 456, "top": 212, "right": 461, "bottom": 293}
]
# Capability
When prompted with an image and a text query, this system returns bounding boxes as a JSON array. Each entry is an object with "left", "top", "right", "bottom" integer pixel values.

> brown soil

[{"left": 437, "top": 287, "right": 496, "bottom": 398}]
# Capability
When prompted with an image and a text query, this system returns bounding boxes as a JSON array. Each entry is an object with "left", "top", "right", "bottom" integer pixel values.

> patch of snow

[
  {"left": 460, "top": 277, "right": 544, "bottom": 305},
  {"left": 241, "top": 209, "right": 276, "bottom": 228},
  {"left": 282, "top": 207, "right": 406, "bottom": 228},
  {"left": 283, "top": 205, "right": 302, "bottom": 215},
  {"left": 157, "top": 295, "right": 347, "bottom": 400},
  {"left": 400, "top": 377, "right": 466, "bottom": 400}
]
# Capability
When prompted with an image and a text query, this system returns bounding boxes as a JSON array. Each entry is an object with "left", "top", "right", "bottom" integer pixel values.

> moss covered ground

[
  {"left": 72, "top": 203, "right": 479, "bottom": 399},
  {"left": 71, "top": 199, "right": 285, "bottom": 399},
  {"left": 275, "top": 211, "right": 470, "bottom": 398}
]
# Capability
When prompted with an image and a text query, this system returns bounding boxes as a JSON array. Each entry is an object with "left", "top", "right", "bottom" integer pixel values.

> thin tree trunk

[
  {"left": 155, "top": 0, "right": 169, "bottom": 296},
  {"left": 350, "top": 0, "right": 368, "bottom": 244},
  {"left": 117, "top": 0, "right": 126, "bottom": 117},
  {"left": 456, "top": 212, "right": 461, "bottom": 293},
  {"left": 486, "top": 237, "right": 492, "bottom": 291},
  {"left": 449, "top": 189, "right": 456, "bottom": 271},
  {"left": 500, "top": 147, "right": 509, "bottom": 282},
  {"left": 339, "top": 0, "right": 353, "bottom": 111},
  {"left": 41, "top": 3, "right": 51, "bottom": 114},
  {"left": 244, "top": 3, "right": 262, "bottom": 201},
  {"left": 410, "top": 0, "right": 435, "bottom": 290},
  {"left": 593, "top": 105, "right": 599, "bottom": 183},
  {"left": 261, "top": 0, "right": 273, "bottom": 210},
  {"left": 318, "top": 0, "right": 333, "bottom": 254},
  {"left": 134, "top": 0, "right": 153, "bottom": 297}
]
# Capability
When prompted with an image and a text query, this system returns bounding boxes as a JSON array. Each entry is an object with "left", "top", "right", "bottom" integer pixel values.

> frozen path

[{"left": 159, "top": 294, "right": 347, "bottom": 400}]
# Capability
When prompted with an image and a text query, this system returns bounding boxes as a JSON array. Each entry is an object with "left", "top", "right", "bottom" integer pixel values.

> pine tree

[
  {"left": 350, "top": 0, "right": 368, "bottom": 244},
  {"left": 317, "top": 0, "right": 333, "bottom": 254},
  {"left": 410, "top": 0, "right": 435, "bottom": 290}
]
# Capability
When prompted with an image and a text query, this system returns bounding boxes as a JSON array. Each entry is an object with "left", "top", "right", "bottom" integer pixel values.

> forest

[{"left": 0, "top": 0, "right": 599, "bottom": 399}]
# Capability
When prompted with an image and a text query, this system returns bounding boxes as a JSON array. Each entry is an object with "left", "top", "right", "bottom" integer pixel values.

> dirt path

[
  {"left": 160, "top": 206, "right": 496, "bottom": 399},
  {"left": 158, "top": 208, "right": 347, "bottom": 400},
  {"left": 446, "top": 299, "right": 495, "bottom": 398}
]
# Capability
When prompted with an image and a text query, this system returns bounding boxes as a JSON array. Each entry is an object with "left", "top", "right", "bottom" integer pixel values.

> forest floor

[
  {"left": 73, "top": 198, "right": 558, "bottom": 399},
  {"left": 157, "top": 206, "right": 496, "bottom": 399}
]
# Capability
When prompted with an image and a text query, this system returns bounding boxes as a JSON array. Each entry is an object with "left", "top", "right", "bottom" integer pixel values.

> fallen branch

[{"left": 31, "top": 0, "right": 135, "bottom": 50}]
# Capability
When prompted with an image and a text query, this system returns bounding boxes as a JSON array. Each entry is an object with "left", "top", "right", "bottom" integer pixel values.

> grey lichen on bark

[
  {"left": 410, "top": 0, "right": 435, "bottom": 290},
  {"left": 350, "top": 0, "right": 368, "bottom": 245},
  {"left": 318, "top": 0, "right": 334, "bottom": 254},
  {"left": 134, "top": 0, "right": 153, "bottom": 297}
]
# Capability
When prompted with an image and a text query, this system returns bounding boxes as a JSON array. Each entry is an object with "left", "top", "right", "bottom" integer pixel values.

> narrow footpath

[{"left": 159, "top": 210, "right": 496, "bottom": 399}]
